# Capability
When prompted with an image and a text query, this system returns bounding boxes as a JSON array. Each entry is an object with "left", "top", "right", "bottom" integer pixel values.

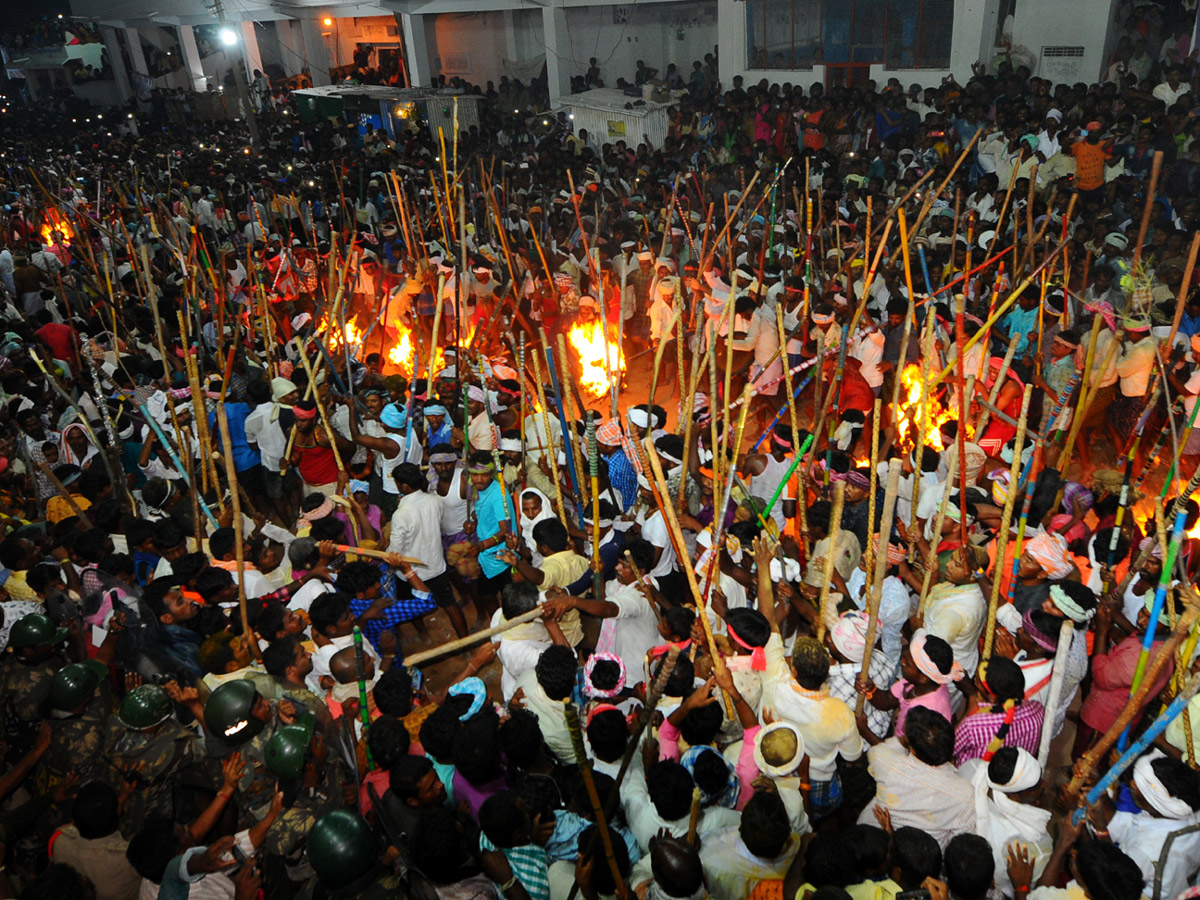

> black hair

[
  {"left": 26, "top": 563, "right": 65, "bottom": 595},
  {"left": 419, "top": 706, "right": 461, "bottom": 763},
  {"left": 804, "top": 829, "right": 851, "bottom": 887},
  {"left": 0, "top": 537, "right": 27, "bottom": 571},
  {"left": 71, "top": 528, "right": 109, "bottom": 563},
  {"left": 389, "top": 755, "right": 435, "bottom": 801},
  {"left": 1150, "top": 755, "right": 1200, "bottom": 811},
  {"left": 981, "top": 655, "right": 1026, "bottom": 705},
  {"left": 739, "top": 790, "right": 790, "bottom": 859},
  {"left": 309, "top": 591, "right": 352, "bottom": 636},
  {"left": 725, "top": 607, "right": 770, "bottom": 647},
  {"left": 535, "top": 645, "right": 577, "bottom": 701},
  {"left": 498, "top": 708, "right": 543, "bottom": 769},
  {"left": 807, "top": 500, "right": 832, "bottom": 534},
  {"left": 171, "top": 552, "right": 210, "bottom": 585},
  {"left": 195, "top": 567, "right": 234, "bottom": 603},
  {"left": 140, "top": 578, "right": 178, "bottom": 620},
  {"left": 256, "top": 602, "right": 288, "bottom": 643},
  {"left": 589, "top": 658, "right": 622, "bottom": 694},
  {"left": 336, "top": 560, "right": 382, "bottom": 597},
  {"left": 944, "top": 834, "right": 994, "bottom": 900},
  {"left": 1091, "top": 527, "right": 1130, "bottom": 564},
  {"left": 1028, "top": 468, "right": 1064, "bottom": 527},
  {"left": 18, "top": 865, "right": 92, "bottom": 900},
  {"left": 501, "top": 581, "right": 539, "bottom": 620},
  {"left": 374, "top": 667, "right": 415, "bottom": 717},
  {"left": 905, "top": 707, "right": 955, "bottom": 766},
  {"left": 411, "top": 808, "right": 470, "bottom": 885},
  {"left": 586, "top": 708, "right": 627, "bottom": 763},
  {"left": 987, "top": 746, "right": 1023, "bottom": 787},
  {"left": 262, "top": 635, "right": 301, "bottom": 678},
  {"left": 393, "top": 462, "right": 428, "bottom": 492},
  {"left": 151, "top": 520, "right": 186, "bottom": 559},
  {"left": 366, "top": 714, "right": 411, "bottom": 771},
  {"left": 452, "top": 714, "right": 502, "bottom": 786},
  {"left": 1027, "top": 609, "right": 1063, "bottom": 643},
  {"left": 208, "top": 527, "right": 236, "bottom": 560},
  {"left": 578, "top": 824, "right": 631, "bottom": 895},
  {"left": 479, "top": 791, "right": 526, "bottom": 849},
  {"left": 126, "top": 816, "right": 181, "bottom": 883},
  {"left": 73, "top": 781, "right": 119, "bottom": 839},
  {"left": 692, "top": 746, "right": 731, "bottom": 798},
  {"left": 246, "top": 379, "right": 270, "bottom": 405},
  {"left": 849, "top": 824, "right": 891, "bottom": 876},
  {"left": 125, "top": 518, "right": 158, "bottom": 550},
  {"left": 891, "top": 826, "right": 942, "bottom": 889},
  {"left": 1075, "top": 842, "right": 1145, "bottom": 900},
  {"left": 646, "top": 760, "right": 694, "bottom": 821},
  {"left": 1055, "top": 580, "right": 1098, "bottom": 617},
  {"left": 310, "top": 515, "right": 347, "bottom": 542},
  {"left": 922, "top": 633, "right": 954, "bottom": 675},
  {"left": 532, "top": 518, "right": 570, "bottom": 553},
  {"left": 679, "top": 702, "right": 723, "bottom": 747},
  {"left": 662, "top": 606, "right": 695, "bottom": 642},
  {"left": 660, "top": 653, "right": 695, "bottom": 697}
]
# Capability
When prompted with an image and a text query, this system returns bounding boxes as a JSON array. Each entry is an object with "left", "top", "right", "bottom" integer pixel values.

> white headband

[{"left": 1133, "top": 750, "right": 1194, "bottom": 819}]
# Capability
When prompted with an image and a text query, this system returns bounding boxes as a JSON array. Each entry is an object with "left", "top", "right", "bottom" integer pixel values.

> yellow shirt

[{"left": 540, "top": 550, "right": 588, "bottom": 646}]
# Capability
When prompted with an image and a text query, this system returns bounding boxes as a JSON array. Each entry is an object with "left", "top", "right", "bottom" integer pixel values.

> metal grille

[{"left": 748, "top": 0, "right": 953, "bottom": 70}]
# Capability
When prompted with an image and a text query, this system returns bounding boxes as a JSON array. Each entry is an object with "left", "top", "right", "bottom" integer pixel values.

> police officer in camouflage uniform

[
  {"left": 43, "top": 658, "right": 115, "bottom": 827},
  {"left": 296, "top": 809, "right": 407, "bottom": 900},
  {"left": 203, "top": 678, "right": 304, "bottom": 823},
  {"left": 105, "top": 682, "right": 209, "bottom": 837},
  {"left": 259, "top": 712, "right": 351, "bottom": 892},
  {"left": 0, "top": 613, "right": 69, "bottom": 764}
]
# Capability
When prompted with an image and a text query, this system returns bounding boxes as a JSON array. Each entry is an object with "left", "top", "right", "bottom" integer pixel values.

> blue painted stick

[
  {"left": 1117, "top": 510, "right": 1188, "bottom": 751},
  {"left": 751, "top": 376, "right": 813, "bottom": 452}
]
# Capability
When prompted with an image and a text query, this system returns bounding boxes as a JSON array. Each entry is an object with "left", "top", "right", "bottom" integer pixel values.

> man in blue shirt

[{"left": 998, "top": 291, "right": 1041, "bottom": 357}]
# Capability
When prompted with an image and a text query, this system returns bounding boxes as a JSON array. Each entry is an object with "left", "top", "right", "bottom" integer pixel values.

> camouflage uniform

[
  {"left": 236, "top": 701, "right": 291, "bottom": 821},
  {"left": 104, "top": 715, "right": 209, "bottom": 837},
  {"left": 262, "top": 758, "right": 349, "bottom": 886},
  {"left": 295, "top": 872, "right": 408, "bottom": 900},
  {"left": 0, "top": 655, "right": 59, "bottom": 762},
  {"left": 41, "top": 693, "right": 113, "bottom": 829}
]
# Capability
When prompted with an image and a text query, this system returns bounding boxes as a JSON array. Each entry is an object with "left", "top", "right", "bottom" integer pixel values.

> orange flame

[
  {"left": 40, "top": 210, "right": 74, "bottom": 247},
  {"left": 567, "top": 318, "right": 625, "bottom": 398},
  {"left": 894, "top": 364, "right": 958, "bottom": 450}
]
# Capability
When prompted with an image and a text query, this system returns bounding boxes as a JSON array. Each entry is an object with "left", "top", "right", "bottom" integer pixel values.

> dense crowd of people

[{"left": 2, "top": 8, "right": 1200, "bottom": 899}]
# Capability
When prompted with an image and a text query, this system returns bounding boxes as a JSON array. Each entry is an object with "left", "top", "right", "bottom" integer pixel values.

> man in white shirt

[
  {"left": 490, "top": 582, "right": 552, "bottom": 701},
  {"left": 1153, "top": 67, "right": 1192, "bottom": 107},
  {"left": 388, "top": 463, "right": 466, "bottom": 638}
]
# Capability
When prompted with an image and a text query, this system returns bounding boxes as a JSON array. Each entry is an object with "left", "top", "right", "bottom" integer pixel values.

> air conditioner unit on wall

[{"left": 1039, "top": 46, "right": 1084, "bottom": 82}]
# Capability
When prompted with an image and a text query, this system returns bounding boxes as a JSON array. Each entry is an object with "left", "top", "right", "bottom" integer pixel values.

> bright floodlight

[
  {"left": 218, "top": 27, "right": 237, "bottom": 46},
  {"left": 323, "top": 17, "right": 333, "bottom": 26}
]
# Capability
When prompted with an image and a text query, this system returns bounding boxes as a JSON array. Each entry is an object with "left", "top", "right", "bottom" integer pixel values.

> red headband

[{"left": 726, "top": 623, "right": 766, "bottom": 671}]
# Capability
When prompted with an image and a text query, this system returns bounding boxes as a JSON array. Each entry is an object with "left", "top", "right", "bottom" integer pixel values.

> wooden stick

[
  {"left": 1037, "top": 620, "right": 1075, "bottom": 767},
  {"left": 975, "top": 334, "right": 1020, "bottom": 436},
  {"left": 331, "top": 545, "right": 425, "bottom": 566},
  {"left": 1063, "top": 607, "right": 1199, "bottom": 807},
  {"left": 529, "top": 343, "right": 569, "bottom": 527},
  {"left": 295, "top": 340, "right": 348, "bottom": 479},
  {"left": 815, "top": 480, "right": 846, "bottom": 642},
  {"left": 857, "top": 459, "right": 902, "bottom": 715},
  {"left": 1167, "top": 233, "right": 1200, "bottom": 350},
  {"left": 862, "top": 397, "right": 882, "bottom": 584},
  {"left": 563, "top": 700, "right": 628, "bottom": 894},
  {"left": 642, "top": 437, "right": 733, "bottom": 714},
  {"left": 404, "top": 607, "right": 545, "bottom": 667},
  {"left": 981, "top": 385, "right": 1034, "bottom": 659},
  {"left": 1133, "top": 151, "right": 1164, "bottom": 267},
  {"left": 214, "top": 390, "right": 260, "bottom": 662},
  {"left": 917, "top": 463, "right": 957, "bottom": 616}
]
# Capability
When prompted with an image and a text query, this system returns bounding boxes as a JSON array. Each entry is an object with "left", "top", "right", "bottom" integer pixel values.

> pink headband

[
  {"left": 584, "top": 652, "right": 627, "bottom": 698},
  {"left": 910, "top": 629, "right": 964, "bottom": 684},
  {"left": 726, "top": 623, "right": 766, "bottom": 671},
  {"left": 587, "top": 702, "right": 622, "bottom": 726},
  {"left": 772, "top": 432, "right": 793, "bottom": 449},
  {"left": 300, "top": 497, "right": 335, "bottom": 523}
]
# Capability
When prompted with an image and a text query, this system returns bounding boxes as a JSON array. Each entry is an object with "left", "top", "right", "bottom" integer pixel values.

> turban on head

[{"left": 830, "top": 611, "right": 873, "bottom": 664}]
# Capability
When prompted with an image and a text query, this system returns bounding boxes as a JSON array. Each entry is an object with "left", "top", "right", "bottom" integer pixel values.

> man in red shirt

[{"left": 33, "top": 310, "right": 78, "bottom": 369}]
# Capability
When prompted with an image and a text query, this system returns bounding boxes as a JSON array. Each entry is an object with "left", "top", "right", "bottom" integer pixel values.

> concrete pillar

[
  {"left": 275, "top": 20, "right": 304, "bottom": 78},
  {"left": 299, "top": 17, "right": 331, "bottom": 86},
  {"left": 716, "top": 0, "right": 744, "bottom": 90},
  {"left": 125, "top": 27, "right": 149, "bottom": 77},
  {"left": 402, "top": 14, "right": 432, "bottom": 88},
  {"left": 100, "top": 25, "right": 133, "bottom": 103},
  {"left": 541, "top": 5, "right": 570, "bottom": 107},
  {"left": 502, "top": 10, "right": 519, "bottom": 63},
  {"left": 239, "top": 21, "right": 263, "bottom": 80},
  {"left": 177, "top": 25, "right": 206, "bottom": 92}
]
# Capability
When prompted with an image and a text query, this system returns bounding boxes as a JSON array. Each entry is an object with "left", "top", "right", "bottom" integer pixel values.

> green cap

[
  {"left": 307, "top": 809, "right": 376, "bottom": 885},
  {"left": 203, "top": 680, "right": 264, "bottom": 746},
  {"left": 264, "top": 712, "right": 316, "bottom": 780},
  {"left": 8, "top": 613, "right": 68, "bottom": 651},
  {"left": 118, "top": 684, "right": 174, "bottom": 730},
  {"left": 49, "top": 659, "right": 107, "bottom": 712}
]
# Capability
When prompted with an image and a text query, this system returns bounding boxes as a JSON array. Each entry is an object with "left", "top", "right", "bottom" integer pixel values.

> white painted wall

[
  {"left": 1011, "top": 0, "right": 1120, "bottom": 83},
  {"left": 719, "top": 0, "right": 1117, "bottom": 91},
  {"left": 432, "top": 10, "right": 509, "bottom": 86}
]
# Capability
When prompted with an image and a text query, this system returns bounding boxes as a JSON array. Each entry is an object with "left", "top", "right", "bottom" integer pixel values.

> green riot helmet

[
  {"left": 307, "top": 809, "right": 377, "bottom": 885},
  {"left": 264, "top": 713, "right": 316, "bottom": 780},
  {"left": 49, "top": 660, "right": 107, "bottom": 712},
  {"left": 203, "top": 680, "right": 264, "bottom": 746},
  {"left": 118, "top": 684, "right": 174, "bottom": 730},
  {"left": 8, "top": 613, "right": 68, "bottom": 651}
]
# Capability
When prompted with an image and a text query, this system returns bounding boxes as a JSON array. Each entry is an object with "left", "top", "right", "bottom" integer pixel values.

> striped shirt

[{"left": 953, "top": 700, "right": 1045, "bottom": 766}]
